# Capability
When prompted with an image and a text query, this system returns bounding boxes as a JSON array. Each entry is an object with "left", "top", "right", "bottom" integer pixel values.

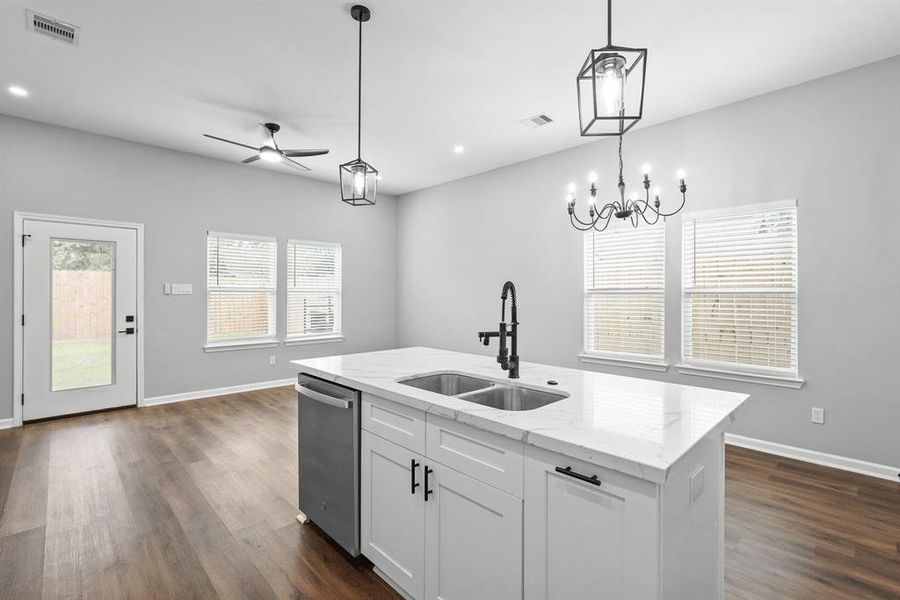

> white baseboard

[
  {"left": 0, "top": 418, "right": 16, "bottom": 430},
  {"left": 726, "top": 433, "right": 899, "bottom": 483},
  {"left": 142, "top": 378, "right": 295, "bottom": 407}
]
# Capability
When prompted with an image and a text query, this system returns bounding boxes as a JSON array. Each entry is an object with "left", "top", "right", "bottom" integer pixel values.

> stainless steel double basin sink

[{"left": 397, "top": 372, "right": 566, "bottom": 411}]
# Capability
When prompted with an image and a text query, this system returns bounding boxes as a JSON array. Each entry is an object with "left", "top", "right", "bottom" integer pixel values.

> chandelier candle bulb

[{"left": 642, "top": 163, "right": 651, "bottom": 174}]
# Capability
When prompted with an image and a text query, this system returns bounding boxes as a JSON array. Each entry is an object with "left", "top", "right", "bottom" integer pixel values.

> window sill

[
  {"left": 675, "top": 363, "right": 805, "bottom": 389},
  {"left": 285, "top": 335, "right": 345, "bottom": 347},
  {"left": 204, "top": 339, "right": 279, "bottom": 353},
  {"left": 579, "top": 353, "right": 669, "bottom": 372}
]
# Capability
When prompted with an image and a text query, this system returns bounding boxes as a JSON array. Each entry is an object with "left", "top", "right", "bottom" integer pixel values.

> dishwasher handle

[{"left": 295, "top": 383, "right": 352, "bottom": 410}]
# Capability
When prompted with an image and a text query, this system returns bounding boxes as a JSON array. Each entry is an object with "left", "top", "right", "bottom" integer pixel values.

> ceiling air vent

[
  {"left": 26, "top": 9, "right": 80, "bottom": 45},
  {"left": 519, "top": 113, "right": 554, "bottom": 129}
]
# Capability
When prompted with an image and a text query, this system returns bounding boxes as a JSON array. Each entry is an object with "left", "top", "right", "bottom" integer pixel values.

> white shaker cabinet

[
  {"left": 523, "top": 445, "right": 660, "bottom": 600},
  {"left": 361, "top": 430, "right": 426, "bottom": 600},
  {"left": 425, "top": 463, "right": 523, "bottom": 600}
]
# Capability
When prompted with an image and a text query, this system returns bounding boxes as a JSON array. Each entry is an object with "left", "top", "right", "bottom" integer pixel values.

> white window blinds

[
  {"left": 584, "top": 224, "right": 666, "bottom": 359},
  {"left": 287, "top": 240, "right": 342, "bottom": 339},
  {"left": 682, "top": 201, "right": 798, "bottom": 376},
  {"left": 207, "top": 232, "right": 277, "bottom": 343}
]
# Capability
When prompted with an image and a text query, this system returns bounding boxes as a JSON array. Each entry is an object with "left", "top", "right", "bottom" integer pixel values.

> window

[
  {"left": 206, "top": 232, "right": 277, "bottom": 347},
  {"left": 681, "top": 200, "right": 798, "bottom": 379},
  {"left": 287, "top": 240, "right": 342, "bottom": 340},
  {"left": 583, "top": 224, "right": 666, "bottom": 363}
]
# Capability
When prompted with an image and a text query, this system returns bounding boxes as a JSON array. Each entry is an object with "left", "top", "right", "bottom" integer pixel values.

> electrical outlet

[
  {"left": 811, "top": 407, "right": 825, "bottom": 424},
  {"left": 689, "top": 466, "right": 705, "bottom": 505},
  {"left": 269, "top": 355, "right": 276, "bottom": 366}
]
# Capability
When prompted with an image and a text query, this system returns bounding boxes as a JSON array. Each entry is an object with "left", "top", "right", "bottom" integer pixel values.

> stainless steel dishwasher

[{"left": 296, "top": 373, "right": 361, "bottom": 556}]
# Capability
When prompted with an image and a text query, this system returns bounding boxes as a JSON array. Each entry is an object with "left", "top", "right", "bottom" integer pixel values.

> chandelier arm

[
  {"left": 570, "top": 210, "right": 598, "bottom": 227},
  {"left": 598, "top": 202, "right": 617, "bottom": 219},
  {"left": 593, "top": 214, "right": 614, "bottom": 232},
  {"left": 570, "top": 213, "right": 599, "bottom": 232},
  {"left": 639, "top": 207, "right": 660, "bottom": 226},
  {"left": 656, "top": 191, "right": 687, "bottom": 217}
]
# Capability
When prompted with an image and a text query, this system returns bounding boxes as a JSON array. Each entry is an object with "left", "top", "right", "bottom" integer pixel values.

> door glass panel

[{"left": 51, "top": 240, "right": 115, "bottom": 391}]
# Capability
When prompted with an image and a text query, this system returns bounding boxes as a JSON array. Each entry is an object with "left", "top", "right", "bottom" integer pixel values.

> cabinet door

[
  {"left": 361, "top": 431, "right": 426, "bottom": 600},
  {"left": 424, "top": 464, "right": 523, "bottom": 600},
  {"left": 524, "top": 450, "right": 658, "bottom": 600}
]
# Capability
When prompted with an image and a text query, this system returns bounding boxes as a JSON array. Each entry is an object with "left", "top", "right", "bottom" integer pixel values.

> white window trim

[
  {"left": 206, "top": 230, "right": 278, "bottom": 347},
  {"left": 680, "top": 198, "right": 800, "bottom": 382},
  {"left": 285, "top": 334, "right": 345, "bottom": 346},
  {"left": 286, "top": 238, "right": 343, "bottom": 340},
  {"left": 676, "top": 362, "right": 805, "bottom": 389},
  {"left": 583, "top": 225, "right": 667, "bottom": 363},
  {"left": 579, "top": 352, "right": 669, "bottom": 372},
  {"left": 204, "top": 339, "right": 280, "bottom": 353}
]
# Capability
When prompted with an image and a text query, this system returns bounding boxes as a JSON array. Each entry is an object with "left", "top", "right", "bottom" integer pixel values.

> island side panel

[{"left": 658, "top": 427, "right": 726, "bottom": 600}]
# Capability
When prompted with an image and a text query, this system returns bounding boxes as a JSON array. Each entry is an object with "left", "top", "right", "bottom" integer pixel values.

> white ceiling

[{"left": 1, "top": 1, "right": 898, "bottom": 195}]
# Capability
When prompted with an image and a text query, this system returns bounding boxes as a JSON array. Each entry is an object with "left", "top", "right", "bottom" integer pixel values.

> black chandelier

[
  {"left": 567, "top": 0, "right": 687, "bottom": 231},
  {"left": 566, "top": 136, "right": 686, "bottom": 231},
  {"left": 340, "top": 5, "right": 378, "bottom": 206}
]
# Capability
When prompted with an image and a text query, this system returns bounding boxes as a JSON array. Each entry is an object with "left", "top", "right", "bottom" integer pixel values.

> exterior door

[{"left": 22, "top": 219, "right": 138, "bottom": 420}]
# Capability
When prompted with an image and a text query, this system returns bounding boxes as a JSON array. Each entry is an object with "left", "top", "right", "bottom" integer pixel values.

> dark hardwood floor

[{"left": 0, "top": 386, "right": 897, "bottom": 599}]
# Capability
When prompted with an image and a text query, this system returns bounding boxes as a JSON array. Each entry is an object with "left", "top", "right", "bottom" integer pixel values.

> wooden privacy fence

[{"left": 52, "top": 270, "right": 112, "bottom": 341}]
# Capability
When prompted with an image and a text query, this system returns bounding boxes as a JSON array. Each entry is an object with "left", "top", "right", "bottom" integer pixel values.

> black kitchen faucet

[{"left": 477, "top": 281, "right": 519, "bottom": 379}]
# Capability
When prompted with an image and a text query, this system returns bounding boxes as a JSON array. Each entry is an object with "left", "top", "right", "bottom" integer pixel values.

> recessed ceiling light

[
  {"left": 8, "top": 85, "right": 29, "bottom": 97},
  {"left": 453, "top": 145, "right": 465, "bottom": 154}
]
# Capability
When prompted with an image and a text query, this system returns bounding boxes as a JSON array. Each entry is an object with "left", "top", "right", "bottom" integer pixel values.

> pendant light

[
  {"left": 576, "top": 0, "right": 647, "bottom": 137},
  {"left": 340, "top": 4, "right": 378, "bottom": 206},
  {"left": 565, "top": 0, "right": 688, "bottom": 231}
]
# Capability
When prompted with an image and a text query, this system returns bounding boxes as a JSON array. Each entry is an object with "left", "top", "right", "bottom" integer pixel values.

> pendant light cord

[
  {"left": 607, "top": 0, "right": 612, "bottom": 46},
  {"left": 357, "top": 17, "right": 363, "bottom": 160}
]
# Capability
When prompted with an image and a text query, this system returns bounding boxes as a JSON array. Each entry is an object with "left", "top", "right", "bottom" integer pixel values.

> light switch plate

[{"left": 689, "top": 466, "right": 705, "bottom": 505}]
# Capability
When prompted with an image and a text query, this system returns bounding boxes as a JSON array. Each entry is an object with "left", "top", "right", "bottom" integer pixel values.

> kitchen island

[{"left": 293, "top": 347, "right": 748, "bottom": 600}]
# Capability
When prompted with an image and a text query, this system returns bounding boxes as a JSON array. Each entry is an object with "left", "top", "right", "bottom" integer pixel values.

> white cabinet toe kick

[{"left": 360, "top": 394, "right": 727, "bottom": 600}]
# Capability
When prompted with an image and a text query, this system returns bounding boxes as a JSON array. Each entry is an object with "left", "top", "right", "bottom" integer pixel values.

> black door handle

[
  {"left": 411, "top": 459, "right": 420, "bottom": 494},
  {"left": 555, "top": 466, "right": 601, "bottom": 486},
  {"left": 117, "top": 327, "right": 135, "bottom": 335},
  {"left": 424, "top": 465, "right": 434, "bottom": 501}
]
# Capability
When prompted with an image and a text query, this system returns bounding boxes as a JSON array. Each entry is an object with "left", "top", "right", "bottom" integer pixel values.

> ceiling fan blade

[
  {"left": 203, "top": 134, "right": 258, "bottom": 151},
  {"left": 283, "top": 157, "right": 311, "bottom": 171},
  {"left": 282, "top": 149, "right": 330, "bottom": 157},
  {"left": 241, "top": 155, "right": 260, "bottom": 164}
]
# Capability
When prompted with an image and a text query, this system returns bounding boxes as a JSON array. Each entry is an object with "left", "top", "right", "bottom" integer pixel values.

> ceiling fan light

[{"left": 259, "top": 146, "right": 282, "bottom": 162}]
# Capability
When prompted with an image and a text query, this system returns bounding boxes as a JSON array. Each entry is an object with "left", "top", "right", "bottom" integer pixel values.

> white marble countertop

[{"left": 292, "top": 347, "right": 748, "bottom": 483}]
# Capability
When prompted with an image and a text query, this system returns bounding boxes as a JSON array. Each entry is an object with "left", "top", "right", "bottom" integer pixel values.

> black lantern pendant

[
  {"left": 340, "top": 5, "right": 378, "bottom": 206},
  {"left": 576, "top": 0, "right": 647, "bottom": 137}
]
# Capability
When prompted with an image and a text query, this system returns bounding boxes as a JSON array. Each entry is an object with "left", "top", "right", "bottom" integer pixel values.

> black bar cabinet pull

[
  {"left": 555, "top": 466, "right": 602, "bottom": 487},
  {"left": 424, "top": 466, "right": 434, "bottom": 501},
  {"left": 411, "top": 459, "right": 420, "bottom": 494}
]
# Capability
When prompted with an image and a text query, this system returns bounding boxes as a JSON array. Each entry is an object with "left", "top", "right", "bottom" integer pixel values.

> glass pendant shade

[
  {"left": 577, "top": 46, "right": 646, "bottom": 137},
  {"left": 340, "top": 158, "right": 377, "bottom": 206}
]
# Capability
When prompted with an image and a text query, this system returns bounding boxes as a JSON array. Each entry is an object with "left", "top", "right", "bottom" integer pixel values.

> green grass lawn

[{"left": 52, "top": 339, "right": 112, "bottom": 391}]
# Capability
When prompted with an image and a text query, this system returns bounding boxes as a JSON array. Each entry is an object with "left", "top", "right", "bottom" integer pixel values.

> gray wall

[
  {"left": 396, "top": 57, "right": 900, "bottom": 468},
  {"left": 1, "top": 115, "right": 398, "bottom": 420}
]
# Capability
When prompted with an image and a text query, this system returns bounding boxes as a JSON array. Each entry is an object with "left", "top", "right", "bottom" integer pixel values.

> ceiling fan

[{"left": 203, "top": 122, "right": 328, "bottom": 171}]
